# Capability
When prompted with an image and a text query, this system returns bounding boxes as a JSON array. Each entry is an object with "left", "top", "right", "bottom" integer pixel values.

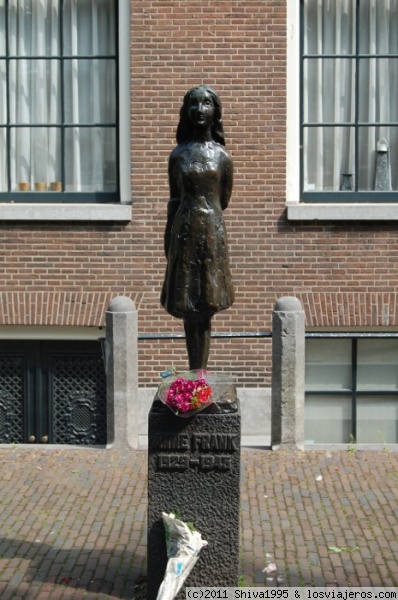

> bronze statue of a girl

[{"left": 161, "top": 86, "right": 235, "bottom": 369}]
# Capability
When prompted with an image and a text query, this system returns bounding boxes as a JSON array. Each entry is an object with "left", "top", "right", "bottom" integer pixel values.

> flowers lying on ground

[
  {"left": 157, "top": 512, "right": 208, "bottom": 600},
  {"left": 166, "top": 377, "right": 212, "bottom": 414}
]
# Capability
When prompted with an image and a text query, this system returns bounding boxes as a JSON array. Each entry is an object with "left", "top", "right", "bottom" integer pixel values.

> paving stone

[{"left": 0, "top": 447, "right": 396, "bottom": 595}]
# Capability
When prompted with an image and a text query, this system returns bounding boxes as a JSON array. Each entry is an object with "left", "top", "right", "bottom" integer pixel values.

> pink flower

[{"left": 165, "top": 377, "right": 213, "bottom": 414}]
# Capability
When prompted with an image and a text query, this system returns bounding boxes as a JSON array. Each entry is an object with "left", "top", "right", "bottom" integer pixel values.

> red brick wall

[{"left": 1, "top": 1, "right": 398, "bottom": 387}]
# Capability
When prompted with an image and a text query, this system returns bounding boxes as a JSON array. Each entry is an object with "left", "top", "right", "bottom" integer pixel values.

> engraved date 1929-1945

[{"left": 157, "top": 453, "right": 232, "bottom": 471}]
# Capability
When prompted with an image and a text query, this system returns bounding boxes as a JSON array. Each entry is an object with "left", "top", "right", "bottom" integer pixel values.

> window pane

[
  {"left": 63, "top": 0, "right": 116, "bottom": 55},
  {"left": 65, "top": 127, "right": 116, "bottom": 192},
  {"left": 0, "top": 61, "right": 5, "bottom": 124},
  {"left": 357, "top": 339, "right": 398, "bottom": 390},
  {"left": 306, "top": 339, "right": 352, "bottom": 390},
  {"left": 0, "top": 2, "right": 5, "bottom": 55},
  {"left": 305, "top": 395, "right": 352, "bottom": 443},
  {"left": 0, "top": 128, "right": 7, "bottom": 192},
  {"left": 10, "top": 127, "right": 62, "bottom": 190},
  {"left": 64, "top": 59, "right": 116, "bottom": 124},
  {"left": 304, "top": 0, "right": 355, "bottom": 55},
  {"left": 303, "top": 127, "right": 355, "bottom": 192},
  {"left": 8, "top": 0, "right": 60, "bottom": 56},
  {"left": 359, "top": 1, "right": 398, "bottom": 55},
  {"left": 357, "top": 396, "right": 398, "bottom": 443},
  {"left": 9, "top": 60, "right": 61, "bottom": 124},
  {"left": 304, "top": 59, "right": 355, "bottom": 125},
  {"left": 358, "top": 127, "right": 398, "bottom": 190},
  {"left": 359, "top": 59, "right": 398, "bottom": 124}
]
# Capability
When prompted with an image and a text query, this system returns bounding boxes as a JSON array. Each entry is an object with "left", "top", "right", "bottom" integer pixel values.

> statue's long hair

[{"left": 176, "top": 86, "right": 226, "bottom": 146}]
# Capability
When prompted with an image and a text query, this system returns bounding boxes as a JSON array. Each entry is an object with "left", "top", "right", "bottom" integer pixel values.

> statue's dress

[{"left": 161, "top": 141, "right": 234, "bottom": 319}]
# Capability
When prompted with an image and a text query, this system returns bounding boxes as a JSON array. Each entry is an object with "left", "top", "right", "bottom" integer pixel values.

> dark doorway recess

[{"left": 0, "top": 341, "right": 106, "bottom": 445}]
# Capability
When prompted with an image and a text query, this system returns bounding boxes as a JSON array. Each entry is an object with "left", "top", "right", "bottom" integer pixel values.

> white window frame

[
  {"left": 0, "top": 1, "right": 131, "bottom": 222},
  {"left": 286, "top": 0, "right": 398, "bottom": 221}
]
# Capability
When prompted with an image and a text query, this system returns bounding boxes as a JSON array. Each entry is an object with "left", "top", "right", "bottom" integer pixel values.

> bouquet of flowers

[
  {"left": 157, "top": 370, "right": 238, "bottom": 417},
  {"left": 166, "top": 376, "right": 212, "bottom": 415},
  {"left": 157, "top": 371, "right": 213, "bottom": 417},
  {"left": 156, "top": 512, "right": 208, "bottom": 600}
]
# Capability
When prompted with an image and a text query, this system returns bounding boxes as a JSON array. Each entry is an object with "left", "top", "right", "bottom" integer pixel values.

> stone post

[
  {"left": 105, "top": 296, "right": 138, "bottom": 449},
  {"left": 271, "top": 296, "right": 305, "bottom": 450}
]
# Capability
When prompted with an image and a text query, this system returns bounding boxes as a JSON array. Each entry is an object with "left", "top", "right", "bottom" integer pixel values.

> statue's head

[{"left": 176, "top": 86, "right": 226, "bottom": 145}]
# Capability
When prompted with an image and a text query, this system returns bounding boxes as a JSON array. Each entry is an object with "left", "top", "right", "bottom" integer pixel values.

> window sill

[
  {"left": 0, "top": 203, "right": 131, "bottom": 222},
  {"left": 287, "top": 203, "right": 398, "bottom": 221}
]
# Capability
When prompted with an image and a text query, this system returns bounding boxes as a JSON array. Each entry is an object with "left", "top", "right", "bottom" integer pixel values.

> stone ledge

[
  {"left": 287, "top": 202, "right": 398, "bottom": 221},
  {"left": 0, "top": 203, "right": 131, "bottom": 221}
]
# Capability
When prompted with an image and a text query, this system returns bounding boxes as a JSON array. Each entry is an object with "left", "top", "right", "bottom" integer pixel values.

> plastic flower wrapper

[
  {"left": 157, "top": 370, "right": 238, "bottom": 417},
  {"left": 156, "top": 512, "right": 208, "bottom": 600}
]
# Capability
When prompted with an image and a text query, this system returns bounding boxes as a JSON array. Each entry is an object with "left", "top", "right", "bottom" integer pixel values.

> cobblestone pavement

[{"left": 0, "top": 447, "right": 397, "bottom": 598}]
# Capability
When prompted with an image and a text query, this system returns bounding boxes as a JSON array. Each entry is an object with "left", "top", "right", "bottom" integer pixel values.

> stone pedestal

[{"left": 147, "top": 398, "right": 241, "bottom": 600}]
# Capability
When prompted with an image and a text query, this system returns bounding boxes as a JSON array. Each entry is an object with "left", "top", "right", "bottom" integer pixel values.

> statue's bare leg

[{"left": 183, "top": 315, "right": 212, "bottom": 370}]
